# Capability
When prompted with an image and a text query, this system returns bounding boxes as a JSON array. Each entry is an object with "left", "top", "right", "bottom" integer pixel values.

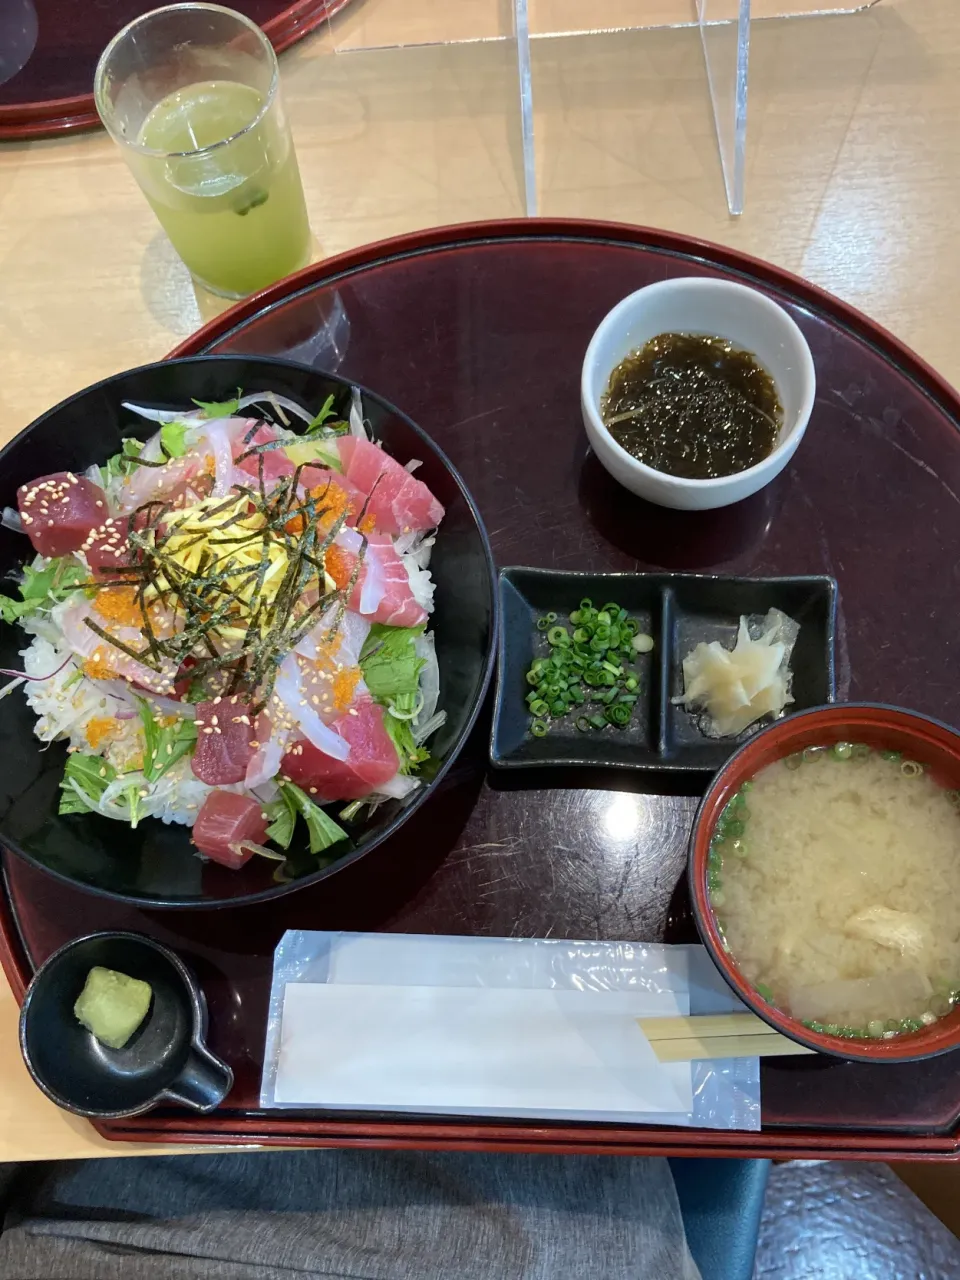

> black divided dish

[
  {"left": 0, "top": 356, "right": 497, "bottom": 908},
  {"left": 491, "top": 568, "right": 837, "bottom": 773}
]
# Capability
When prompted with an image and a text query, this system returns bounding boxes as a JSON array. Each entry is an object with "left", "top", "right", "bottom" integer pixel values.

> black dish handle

[{"left": 162, "top": 1043, "right": 233, "bottom": 1113}]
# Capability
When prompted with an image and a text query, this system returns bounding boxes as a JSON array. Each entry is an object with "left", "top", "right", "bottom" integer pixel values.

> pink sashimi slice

[
  {"left": 280, "top": 696, "right": 400, "bottom": 800},
  {"left": 17, "top": 473, "right": 107, "bottom": 558},
  {"left": 233, "top": 428, "right": 363, "bottom": 518},
  {"left": 192, "top": 791, "right": 269, "bottom": 868},
  {"left": 338, "top": 438, "right": 444, "bottom": 535},
  {"left": 190, "top": 699, "right": 257, "bottom": 785},
  {"left": 234, "top": 423, "right": 295, "bottom": 485},
  {"left": 339, "top": 533, "right": 427, "bottom": 627}
]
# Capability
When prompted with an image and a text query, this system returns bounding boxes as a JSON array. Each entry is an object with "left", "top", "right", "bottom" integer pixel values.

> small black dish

[
  {"left": 490, "top": 568, "right": 837, "bottom": 774},
  {"left": 20, "top": 932, "right": 232, "bottom": 1119}
]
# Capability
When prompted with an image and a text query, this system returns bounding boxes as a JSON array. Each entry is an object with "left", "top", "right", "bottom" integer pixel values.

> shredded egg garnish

[{"left": 141, "top": 494, "right": 335, "bottom": 642}]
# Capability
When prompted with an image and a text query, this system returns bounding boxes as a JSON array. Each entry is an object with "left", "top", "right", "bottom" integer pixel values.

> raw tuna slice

[
  {"left": 192, "top": 791, "right": 269, "bottom": 868},
  {"left": 234, "top": 428, "right": 362, "bottom": 519},
  {"left": 338, "top": 438, "right": 444, "bottom": 535},
  {"left": 84, "top": 515, "right": 135, "bottom": 576},
  {"left": 17, "top": 472, "right": 107, "bottom": 557},
  {"left": 191, "top": 699, "right": 257, "bottom": 784},
  {"left": 325, "top": 533, "right": 427, "bottom": 628},
  {"left": 234, "top": 423, "right": 295, "bottom": 485},
  {"left": 280, "top": 696, "right": 400, "bottom": 800}
]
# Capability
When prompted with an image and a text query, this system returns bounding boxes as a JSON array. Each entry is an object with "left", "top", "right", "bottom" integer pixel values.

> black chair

[{"left": 670, "top": 1157, "right": 771, "bottom": 1280}]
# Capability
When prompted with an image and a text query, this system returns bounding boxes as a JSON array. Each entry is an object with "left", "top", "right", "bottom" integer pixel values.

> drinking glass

[{"left": 94, "top": 3, "right": 311, "bottom": 298}]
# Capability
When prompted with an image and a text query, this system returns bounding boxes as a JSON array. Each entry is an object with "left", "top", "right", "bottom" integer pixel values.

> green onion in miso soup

[
  {"left": 133, "top": 80, "right": 311, "bottom": 298},
  {"left": 601, "top": 333, "right": 783, "bottom": 480}
]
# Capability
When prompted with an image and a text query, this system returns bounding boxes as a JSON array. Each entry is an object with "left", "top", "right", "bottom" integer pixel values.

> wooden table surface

[{"left": 0, "top": 0, "right": 956, "bottom": 1160}]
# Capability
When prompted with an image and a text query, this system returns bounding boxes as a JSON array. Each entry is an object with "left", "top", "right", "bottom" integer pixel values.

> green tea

[{"left": 134, "top": 80, "right": 311, "bottom": 297}]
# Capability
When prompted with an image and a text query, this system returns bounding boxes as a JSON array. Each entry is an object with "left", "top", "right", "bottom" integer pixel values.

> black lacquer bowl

[{"left": 0, "top": 356, "right": 497, "bottom": 908}]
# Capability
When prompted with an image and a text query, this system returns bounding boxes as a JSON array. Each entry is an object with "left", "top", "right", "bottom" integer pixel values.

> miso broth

[{"left": 709, "top": 745, "right": 960, "bottom": 1038}]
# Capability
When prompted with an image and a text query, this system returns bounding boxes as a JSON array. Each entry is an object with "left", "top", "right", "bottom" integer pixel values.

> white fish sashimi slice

[
  {"left": 200, "top": 419, "right": 238, "bottom": 499},
  {"left": 116, "top": 453, "right": 204, "bottom": 514},
  {"left": 245, "top": 736, "right": 285, "bottom": 790},
  {"left": 115, "top": 418, "right": 251, "bottom": 513},
  {"left": 275, "top": 655, "right": 350, "bottom": 761},
  {"left": 56, "top": 599, "right": 177, "bottom": 695},
  {"left": 337, "top": 526, "right": 384, "bottom": 615},
  {"left": 333, "top": 608, "right": 372, "bottom": 668},
  {"left": 296, "top": 607, "right": 371, "bottom": 669}
]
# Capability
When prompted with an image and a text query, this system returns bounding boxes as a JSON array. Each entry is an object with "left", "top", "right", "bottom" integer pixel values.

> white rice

[{"left": 18, "top": 632, "right": 213, "bottom": 826}]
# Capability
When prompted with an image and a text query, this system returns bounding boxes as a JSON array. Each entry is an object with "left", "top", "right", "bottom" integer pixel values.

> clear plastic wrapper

[{"left": 261, "top": 932, "right": 760, "bottom": 1130}]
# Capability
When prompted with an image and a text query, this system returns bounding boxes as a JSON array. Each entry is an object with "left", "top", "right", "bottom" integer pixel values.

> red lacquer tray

[
  {"left": 0, "top": 0, "right": 347, "bottom": 140},
  {"left": 4, "top": 218, "right": 960, "bottom": 1159}
]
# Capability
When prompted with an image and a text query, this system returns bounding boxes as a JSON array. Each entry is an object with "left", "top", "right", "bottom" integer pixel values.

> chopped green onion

[
  {"left": 522, "top": 599, "right": 648, "bottom": 734},
  {"left": 531, "top": 719, "right": 549, "bottom": 738}
]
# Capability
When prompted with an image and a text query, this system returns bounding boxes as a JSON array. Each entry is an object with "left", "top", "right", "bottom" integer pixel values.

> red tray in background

[
  {"left": 3, "top": 218, "right": 960, "bottom": 1158},
  {"left": 0, "top": 0, "right": 347, "bottom": 140}
]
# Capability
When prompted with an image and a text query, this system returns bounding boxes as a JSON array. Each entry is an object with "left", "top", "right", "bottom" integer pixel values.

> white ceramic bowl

[{"left": 581, "top": 277, "right": 816, "bottom": 511}]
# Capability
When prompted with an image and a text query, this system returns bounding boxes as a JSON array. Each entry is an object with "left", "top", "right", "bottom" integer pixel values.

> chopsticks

[{"left": 637, "top": 1012, "right": 816, "bottom": 1062}]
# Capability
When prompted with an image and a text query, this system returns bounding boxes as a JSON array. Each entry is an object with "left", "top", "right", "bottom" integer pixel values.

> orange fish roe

[
  {"left": 84, "top": 716, "right": 116, "bottom": 750},
  {"left": 324, "top": 544, "right": 352, "bottom": 589},
  {"left": 83, "top": 654, "right": 117, "bottom": 680},
  {"left": 93, "top": 586, "right": 144, "bottom": 629},
  {"left": 332, "top": 666, "right": 361, "bottom": 711},
  {"left": 312, "top": 481, "right": 359, "bottom": 531},
  {"left": 357, "top": 513, "right": 376, "bottom": 535}
]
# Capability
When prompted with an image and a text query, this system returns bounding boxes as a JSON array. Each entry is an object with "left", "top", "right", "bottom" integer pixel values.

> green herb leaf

[
  {"left": 135, "top": 698, "right": 198, "bottom": 782},
  {"left": 264, "top": 787, "right": 298, "bottom": 850},
  {"left": 192, "top": 391, "right": 241, "bottom": 419},
  {"left": 280, "top": 782, "right": 348, "bottom": 854},
  {"left": 284, "top": 438, "right": 343, "bottom": 471},
  {"left": 184, "top": 676, "right": 207, "bottom": 704},
  {"left": 58, "top": 752, "right": 116, "bottom": 816},
  {"left": 301, "top": 394, "right": 340, "bottom": 437},
  {"left": 0, "top": 556, "right": 89, "bottom": 623},
  {"left": 359, "top": 624, "right": 426, "bottom": 706},
  {"left": 383, "top": 713, "right": 430, "bottom": 775},
  {"left": 0, "top": 593, "right": 31, "bottom": 623},
  {"left": 123, "top": 782, "right": 145, "bottom": 829},
  {"left": 160, "top": 422, "right": 191, "bottom": 458},
  {"left": 102, "top": 437, "right": 149, "bottom": 481}
]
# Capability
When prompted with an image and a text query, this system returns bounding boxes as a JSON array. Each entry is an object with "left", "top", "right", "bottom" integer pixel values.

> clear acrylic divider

[
  {"left": 324, "top": 0, "right": 878, "bottom": 215},
  {"left": 698, "top": 0, "right": 750, "bottom": 216}
]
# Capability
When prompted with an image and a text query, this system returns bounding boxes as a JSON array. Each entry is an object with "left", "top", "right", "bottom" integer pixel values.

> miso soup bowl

[
  {"left": 689, "top": 703, "right": 960, "bottom": 1063},
  {"left": 581, "top": 277, "right": 816, "bottom": 511}
]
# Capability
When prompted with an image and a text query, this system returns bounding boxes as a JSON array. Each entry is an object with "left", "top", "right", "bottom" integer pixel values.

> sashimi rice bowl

[{"left": 0, "top": 378, "right": 454, "bottom": 882}]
